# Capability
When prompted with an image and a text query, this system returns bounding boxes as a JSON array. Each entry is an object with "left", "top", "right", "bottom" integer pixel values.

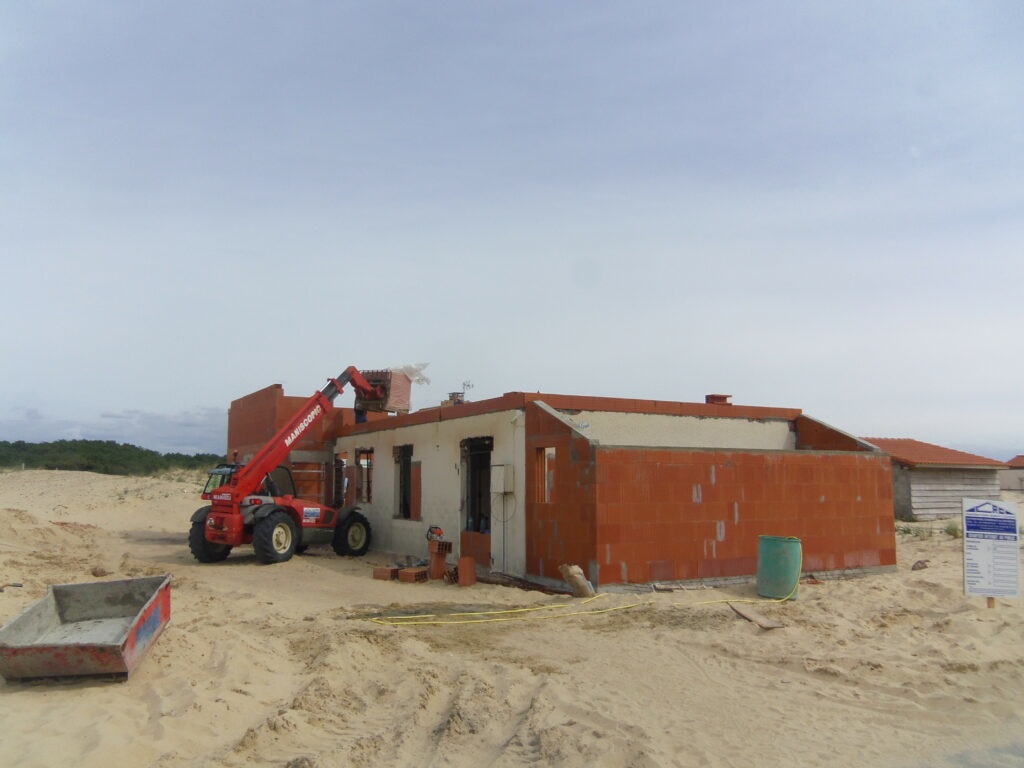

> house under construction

[{"left": 228, "top": 386, "right": 896, "bottom": 588}]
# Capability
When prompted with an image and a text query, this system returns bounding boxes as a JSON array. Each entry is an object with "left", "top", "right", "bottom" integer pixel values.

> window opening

[
  {"left": 356, "top": 449, "right": 373, "bottom": 503},
  {"left": 394, "top": 445, "right": 413, "bottom": 519},
  {"left": 332, "top": 456, "right": 348, "bottom": 507},
  {"left": 535, "top": 447, "right": 556, "bottom": 502}
]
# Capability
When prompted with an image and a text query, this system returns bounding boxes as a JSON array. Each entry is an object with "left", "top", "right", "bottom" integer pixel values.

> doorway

[
  {"left": 462, "top": 437, "right": 492, "bottom": 533},
  {"left": 461, "top": 436, "right": 493, "bottom": 569}
]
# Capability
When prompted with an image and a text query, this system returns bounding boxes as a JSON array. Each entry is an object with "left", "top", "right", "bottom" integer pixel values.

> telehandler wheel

[
  {"left": 253, "top": 511, "right": 298, "bottom": 564},
  {"left": 188, "top": 518, "right": 232, "bottom": 563},
  {"left": 332, "top": 511, "right": 371, "bottom": 557}
]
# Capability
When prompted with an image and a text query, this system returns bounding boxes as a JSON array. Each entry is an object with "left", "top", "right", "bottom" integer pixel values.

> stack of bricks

[
  {"left": 398, "top": 567, "right": 429, "bottom": 583},
  {"left": 372, "top": 567, "right": 400, "bottom": 581},
  {"left": 458, "top": 556, "right": 476, "bottom": 587},
  {"left": 428, "top": 539, "right": 453, "bottom": 580},
  {"left": 428, "top": 540, "right": 453, "bottom": 555}
]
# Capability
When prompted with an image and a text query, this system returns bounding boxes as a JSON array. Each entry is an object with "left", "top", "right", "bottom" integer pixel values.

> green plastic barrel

[{"left": 756, "top": 536, "right": 802, "bottom": 600}]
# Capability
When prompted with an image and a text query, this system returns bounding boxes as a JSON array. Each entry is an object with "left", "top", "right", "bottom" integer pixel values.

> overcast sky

[{"left": 2, "top": 2, "right": 1022, "bottom": 458}]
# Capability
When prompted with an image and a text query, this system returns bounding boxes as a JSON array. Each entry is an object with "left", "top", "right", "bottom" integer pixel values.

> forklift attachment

[{"left": 354, "top": 370, "right": 412, "bottom": 414}]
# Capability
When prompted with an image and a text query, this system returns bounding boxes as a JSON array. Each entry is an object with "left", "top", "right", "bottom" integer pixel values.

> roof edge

[
  {"left": 862, "top": 437, "right": 1008, "bottom": 469},
  {"left": 338, "top": 391, "right": 802, "bottom": 436}
]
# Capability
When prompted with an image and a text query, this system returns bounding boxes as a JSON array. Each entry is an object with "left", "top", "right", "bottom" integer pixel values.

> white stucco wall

[
  {"left": 333, "top": 409, "right": 527, "bottom": 576},
  {"left": 557, "top": 410, "right": 796, "bottom": 450}
]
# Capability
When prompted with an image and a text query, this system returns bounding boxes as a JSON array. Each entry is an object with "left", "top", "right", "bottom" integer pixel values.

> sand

[{"left": 0, "top": 469, "right": 1022, "bottom": 767}]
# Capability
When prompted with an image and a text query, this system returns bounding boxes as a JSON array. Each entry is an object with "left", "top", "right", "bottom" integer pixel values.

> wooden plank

[{"left": 728, "top": 602, "right": 784, "bottom": 630}]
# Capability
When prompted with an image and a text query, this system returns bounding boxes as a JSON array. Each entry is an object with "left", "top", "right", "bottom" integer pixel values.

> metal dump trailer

[{"left": 0, "top": 575, "right": 171, "bottom": 681}]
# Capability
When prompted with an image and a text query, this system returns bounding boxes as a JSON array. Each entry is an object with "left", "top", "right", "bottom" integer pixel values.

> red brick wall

[
  {"left": 795, "top": 415, "right": 871, "bottom": 452},
  {"left": 228, "top": 384, "right": 384, "bottom": 458},
  {"left": 460, "top": 531, "right": 491, "bottom": 569},
  {"left": 227, "top": 385, "right": 284, "bottom": 456},
  {"left": 291, "top": 461, "right": 326, "bottom": 501},
  {"left": 525, "top": 403, "right": 598, "bottom": 581},
  {"left": 226, "top": 384, "right": 393, "bottom": 506},
  {"left": 594, "top": 447, "right": 895, "bottom": 585}
]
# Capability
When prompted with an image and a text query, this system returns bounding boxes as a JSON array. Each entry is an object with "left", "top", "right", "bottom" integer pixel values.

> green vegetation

[
  {"left": 0, "top": 440, "right": 223, "bottom": 477},
  {"left": 895, "top": 521, "right": 965, "bottom": 540}
]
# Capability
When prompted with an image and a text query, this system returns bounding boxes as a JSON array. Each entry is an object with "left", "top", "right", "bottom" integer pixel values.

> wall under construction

[
  {"left": 330, "top": 393, "right": 897, "bottom": 587},
  {"left": 225, "top": 382, "right": 897, "bottom": 586},
  {"left": 227, "top": 383, "right": 385, "bottom": 505}
]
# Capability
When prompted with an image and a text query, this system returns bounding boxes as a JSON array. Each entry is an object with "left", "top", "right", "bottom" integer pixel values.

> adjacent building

[
  {"left": 862, "top": 438, "right": 1007, "bottom": 520},
  {"left": 1001, "top": 455, "right": 1024, "bottom": 492}
]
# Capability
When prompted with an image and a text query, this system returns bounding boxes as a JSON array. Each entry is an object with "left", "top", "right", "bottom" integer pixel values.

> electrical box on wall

[{"left": 491, "top": 464, "right": 514, "bottom": 494}]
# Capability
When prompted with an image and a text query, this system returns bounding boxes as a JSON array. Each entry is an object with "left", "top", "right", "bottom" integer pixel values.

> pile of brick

[
  {"left": 373, "top": 565, "right": 431, "bottom": 582},
  {"left": 397, "top": 567, "right": 428, "bottom": 583},
  {"left": 371, "top": 547, "right": 472, "bottom": 587}
]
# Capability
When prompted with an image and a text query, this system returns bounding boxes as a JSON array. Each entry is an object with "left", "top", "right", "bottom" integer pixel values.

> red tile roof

[
  {"left": 862, "top": 438, "right": 1007, "bottom": 468},
  {"left": 1007, "top": 455, "right": 1024, "bottom": 468}
]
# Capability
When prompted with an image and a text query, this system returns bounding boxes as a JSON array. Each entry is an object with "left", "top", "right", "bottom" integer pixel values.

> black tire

[
  {"left": 188, "top": 514, "right": 232, "bottom": 563},
  {"left": 332, "top": 511, "right": 372, "bottom": 557},
  {"left": 253, "top": 511, "right": 298, "bottom": 564}
]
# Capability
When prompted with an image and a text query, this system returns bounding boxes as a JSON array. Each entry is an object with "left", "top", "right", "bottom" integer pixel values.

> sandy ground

[{"left": 0, "top": 470, "right": 1022, "bottom": 768}]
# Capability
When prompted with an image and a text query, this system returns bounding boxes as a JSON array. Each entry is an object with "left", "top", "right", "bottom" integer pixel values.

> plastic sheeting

[{"left": 389, "top": 362, "right": 430, "bottom": 385}]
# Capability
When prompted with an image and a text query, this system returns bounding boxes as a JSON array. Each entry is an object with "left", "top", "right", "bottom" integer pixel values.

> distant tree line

[{"left": 0, "top": 440, "right": 224, "bottom": 476}]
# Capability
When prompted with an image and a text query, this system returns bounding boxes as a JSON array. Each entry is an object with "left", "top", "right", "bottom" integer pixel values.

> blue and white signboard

[{"left": 962, "top": 498, "right": 1019, "bottom": 599}]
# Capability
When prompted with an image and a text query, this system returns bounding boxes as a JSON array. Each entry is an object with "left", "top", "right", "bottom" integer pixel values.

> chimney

[
  {"left": 442, "top": 392, "right": 465, "bottom": 407},
  {"left": 705, "top": 394, "right": 732, "bottom": 405}
]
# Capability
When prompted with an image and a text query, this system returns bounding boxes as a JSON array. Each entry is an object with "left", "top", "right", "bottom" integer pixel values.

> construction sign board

[{"left": 962, "top": 498, "right": 1020, "bottom": 599}]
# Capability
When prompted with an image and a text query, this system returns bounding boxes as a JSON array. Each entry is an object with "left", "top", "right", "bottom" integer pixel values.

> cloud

[
  {"left": 0, "top": 407, "right": 226, "bottom": 455},
  {"left": 1, "top": 3, "right": 1022, "bottom": 464}
]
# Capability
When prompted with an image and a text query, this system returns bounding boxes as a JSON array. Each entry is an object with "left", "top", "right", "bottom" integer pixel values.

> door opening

[{"left": 462, "top": 437, "right": 493, "bottom": 533}]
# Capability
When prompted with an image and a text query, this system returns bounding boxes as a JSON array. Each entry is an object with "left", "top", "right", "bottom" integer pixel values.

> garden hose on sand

[{"left": 371, "top": 539, "right": 803, "bottom": 626}]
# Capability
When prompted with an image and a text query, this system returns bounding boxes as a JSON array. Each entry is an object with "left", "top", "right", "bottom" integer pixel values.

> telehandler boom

[{"left": 189, "top": 366, "right": 398, "bottom": 564}]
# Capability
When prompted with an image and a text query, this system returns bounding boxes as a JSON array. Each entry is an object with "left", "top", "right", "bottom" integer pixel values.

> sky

[{"left": 2, "top": 2, "right": 1023, "bottom": 459}]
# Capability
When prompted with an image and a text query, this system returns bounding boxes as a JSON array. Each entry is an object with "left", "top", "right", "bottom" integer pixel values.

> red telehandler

[{"left": 189, "top": 366, "right": 400, "bottom": 564}]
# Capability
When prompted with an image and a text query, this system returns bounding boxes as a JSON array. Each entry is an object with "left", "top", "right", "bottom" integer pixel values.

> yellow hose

[
  {"left": 371, "top": 595, "right": 651, "bottom": 626},
  {"left": 372, "top": 538, "right": 804, "bottom": 625},
  {"left": 681, "top": 536, "right": 803, "bottom": 608},
  {"left": 372, "top": 592, "right": 604, "bottom": 622}
]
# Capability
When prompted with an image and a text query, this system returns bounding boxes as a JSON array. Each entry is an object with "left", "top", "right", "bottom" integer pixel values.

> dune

[{"left": 0, "top": 469, "right": 1021, "bottom": 767}]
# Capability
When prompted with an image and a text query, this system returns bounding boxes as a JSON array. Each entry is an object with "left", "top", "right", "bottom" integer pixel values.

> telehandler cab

[{"left": 189, "top": 366, "right": 403, "bottom": 564}]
